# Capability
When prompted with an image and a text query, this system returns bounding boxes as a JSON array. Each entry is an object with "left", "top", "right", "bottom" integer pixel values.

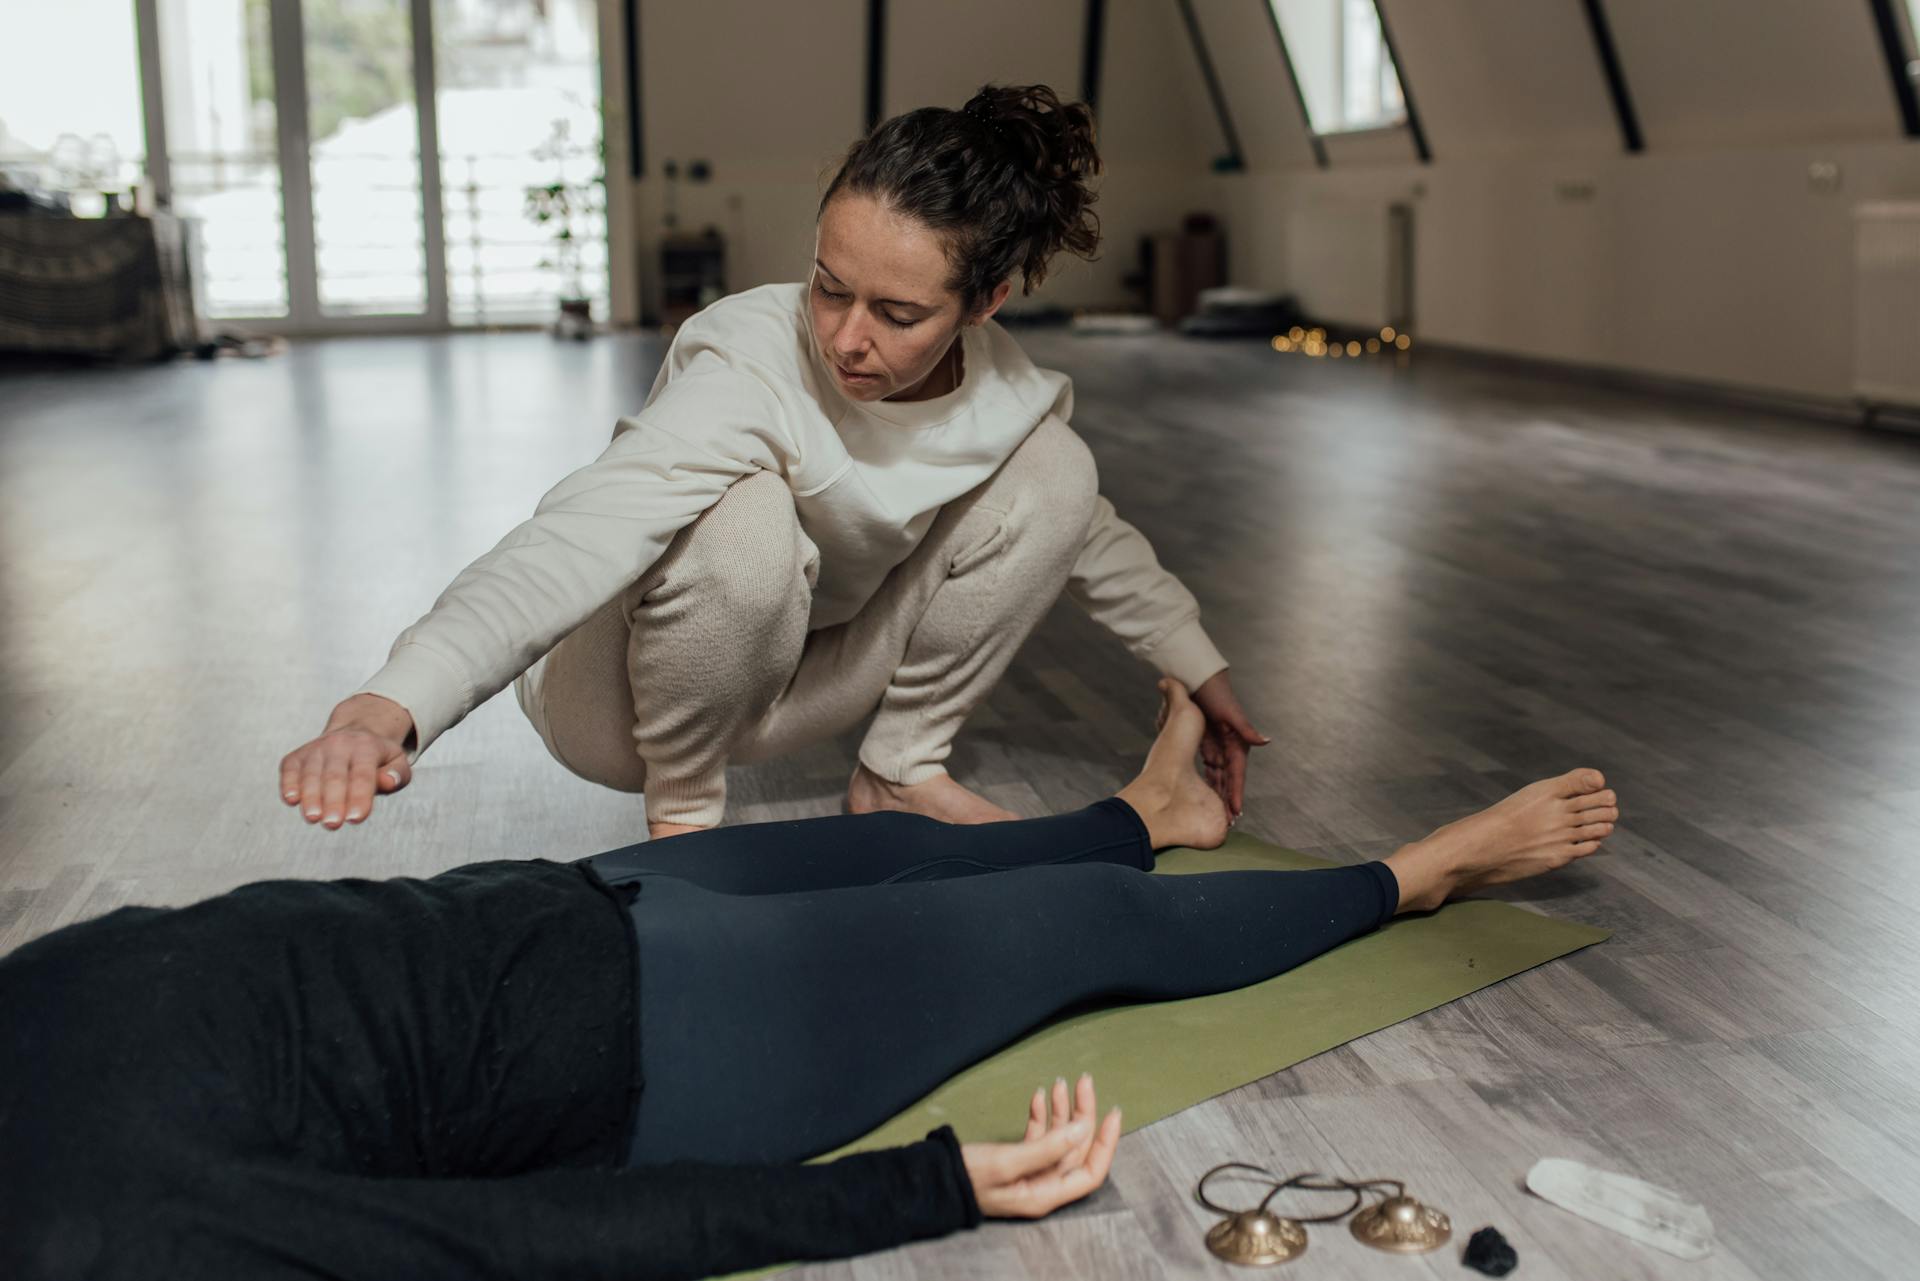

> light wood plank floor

[{"left": 3, "top": 330, "right": 1918, "bottom": 1279}]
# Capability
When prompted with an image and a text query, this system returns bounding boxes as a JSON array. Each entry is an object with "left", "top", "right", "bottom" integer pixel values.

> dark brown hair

[{"left": 819, "top": 83, "right": 1102, "bottom": 314}]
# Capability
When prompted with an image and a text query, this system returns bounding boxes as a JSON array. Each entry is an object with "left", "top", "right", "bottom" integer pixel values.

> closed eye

[{"left": 813, "top": 278, "right": 917, "bottom": 329}]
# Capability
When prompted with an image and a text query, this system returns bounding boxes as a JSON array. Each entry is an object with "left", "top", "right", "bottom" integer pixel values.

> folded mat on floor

[{"left": 726, "top": 832, "right": 1610, "bottom": 1279}]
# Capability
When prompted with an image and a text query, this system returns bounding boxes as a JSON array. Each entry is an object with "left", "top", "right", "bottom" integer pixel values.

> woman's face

[{"left": 810, "top": 193, "right": 1006, "bottom": 402}]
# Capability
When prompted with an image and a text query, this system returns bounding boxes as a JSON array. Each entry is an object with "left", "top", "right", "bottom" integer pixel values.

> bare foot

[
  {"left": 846, "top": 763, "right": 1020, "bottom": 824},
  {"left": 1115, "top": 680, "right": 1233, "bottom": 851},
  {"left": 647, "top": 821, "right": 709, "bottom": 841},
  {"left": 1383, "top": 769, "right": 1619, "bottom": 913}
]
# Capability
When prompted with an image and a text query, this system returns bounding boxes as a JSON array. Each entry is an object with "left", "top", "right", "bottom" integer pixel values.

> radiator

[
  {"left": 1853, "top": 201, "right": 1920, "bottom": 411},
  {"left": 1285, "top": 199, "right": 1413, "bottom": 332}
]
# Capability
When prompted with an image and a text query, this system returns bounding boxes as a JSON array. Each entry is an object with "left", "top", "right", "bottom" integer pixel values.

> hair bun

[
  {"left": 960, "top": 85, "right": 1098, "bottom": 179},
  {"left": 820, "top": 82, "right": 1103, "bottom": 311},
  {"left": 955, "top": 84, "right": 1102, "bottom": 286}
]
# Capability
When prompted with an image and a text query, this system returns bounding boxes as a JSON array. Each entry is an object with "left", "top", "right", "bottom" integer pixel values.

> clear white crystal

[{"left": 1526, "top": 1158, "right": 1715, "bottom": 1260}]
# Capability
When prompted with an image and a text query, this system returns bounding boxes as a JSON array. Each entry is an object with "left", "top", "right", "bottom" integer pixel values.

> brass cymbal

[
  {"left": 1206, "top": 1209, "right": 1309, "bottom": 1266},
  {"left": 1195, "top": 1164, "right": 1361, "bottom": 1266},
  {"left": 1350, "top": 1193, "right": 1453, "bottom": 1253}
]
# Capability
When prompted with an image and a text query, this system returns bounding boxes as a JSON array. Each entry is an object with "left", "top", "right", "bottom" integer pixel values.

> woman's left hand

[
  {"left": 961, "top": 1074, "right": 1122, "bottom": 1219},
  {"left": 1190, "top": 670, "right": 1270, "bottom": 819}
]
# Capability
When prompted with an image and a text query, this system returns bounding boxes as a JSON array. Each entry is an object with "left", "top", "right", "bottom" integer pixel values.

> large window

[
  {"left": 2, "top": 0, "right": 607, "bottom": 330},
  {"left": 0, "top": 0, "right": 147, "bottom": 212},
  {"left": 1268, "top": 0, "right": 1406, "bottom": 134}
]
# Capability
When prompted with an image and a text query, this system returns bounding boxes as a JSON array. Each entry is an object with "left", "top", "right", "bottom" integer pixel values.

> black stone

[{"left": 1463, "top": 1226, "right": 1518, "bottom": 1277}]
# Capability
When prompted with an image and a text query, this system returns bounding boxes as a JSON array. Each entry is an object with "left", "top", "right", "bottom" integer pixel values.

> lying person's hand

[
  {"left": 278, "top": 693, "right": 416, "bottom": 829},
  {"left": 961, "top": 1073, "right": 1122, "bottom": 1218}
]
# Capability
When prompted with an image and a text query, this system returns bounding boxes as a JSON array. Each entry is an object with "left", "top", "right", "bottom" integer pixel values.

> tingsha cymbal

[
  {"left": 1195, "top": 1164, "right": 1360, "bottom": 1267},
  {"left": 1350, "top": 1193, "right": 1453, "bottom": 1253},
  {"left": 1206, "top": 1209, "right": 1309, "bottom": 1266}
]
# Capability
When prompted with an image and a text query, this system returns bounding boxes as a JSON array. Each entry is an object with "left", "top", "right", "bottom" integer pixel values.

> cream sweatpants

[{"left": 513, "top": 416, "right": 1100, "bottom": 826}]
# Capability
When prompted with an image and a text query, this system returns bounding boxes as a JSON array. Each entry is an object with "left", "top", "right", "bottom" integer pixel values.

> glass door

[
  {"left": 153, "top": 0, "right": 288, "bottom": 319},
  {"left": 303, "top": 0, "right": 432, "bottom": 317},
  {"left": 140, "top": 0, "right": 607, "bottom": 332},
  {"left": 152, "top": 0, "right": 437, "bottom": 329},
  {"left": 432, "top": 0, "right": 607, "bottom": 326}
]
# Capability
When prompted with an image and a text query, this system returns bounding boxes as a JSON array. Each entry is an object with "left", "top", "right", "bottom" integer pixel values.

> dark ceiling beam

[
  {"left": 1371, "top": 0, "right": 1429, "bottom": 162},
  {"left": 1175, "top": 0, "right": 1245, "bottom": 170},
  {"left": 1082, "top": 0, "right": 1106, "bottom": 115},
  {"left": 1866, "top": 0, "right": 1920, "bottom": 137},
  {"left": 1260, "top": 0, "right": 1328, "bottom": 168},
  {"left": 865, "top": 0, "right": 886, "bottom": 133},
  {"left": 1580, "top": 0, "right": 1645, "bottom": 152},
  {"left": 624, "top": 0, "right": 644, "bottom": 176}
]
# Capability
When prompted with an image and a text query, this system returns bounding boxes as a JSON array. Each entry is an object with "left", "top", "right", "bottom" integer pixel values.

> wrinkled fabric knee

[{"left": 625, "top": 472, "right": 813, "bottom": 826}]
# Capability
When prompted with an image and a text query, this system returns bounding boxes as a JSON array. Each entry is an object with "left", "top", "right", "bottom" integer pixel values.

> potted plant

[{"left": 524, "top": 118, "right": 594, "bottom": 339}]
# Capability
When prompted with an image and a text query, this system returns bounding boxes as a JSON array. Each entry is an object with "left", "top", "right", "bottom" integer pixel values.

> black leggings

[{"left": 580, "top": 800, "right": 1398, "bottom": 1166}]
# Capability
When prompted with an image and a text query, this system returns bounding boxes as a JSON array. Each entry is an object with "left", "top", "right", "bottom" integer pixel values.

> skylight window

[{"left": 1268, "top": 0, "right": 1406, "bottom": 134}]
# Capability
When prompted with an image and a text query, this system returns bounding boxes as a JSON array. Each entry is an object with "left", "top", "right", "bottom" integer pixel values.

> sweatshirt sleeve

[
  {"left": 127, "top": 1130, "right": 982, "bottom": 1281},
  {"left": 352, "top": 353, "right": 795, "bottom": 756},
  {"left": 1065, "top": 494, "right": 1229, "bottom": 692}
]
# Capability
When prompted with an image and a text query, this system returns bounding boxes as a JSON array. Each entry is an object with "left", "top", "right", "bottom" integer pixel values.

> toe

[
  {"left": 1573, "top": 821, "right": 1614, "bottom": 841},
  {"left": 1561, "top": 768, "right": 1606, "bottom": 796},
  {"left": 1573, "top": 789, "right": 1617, "bottom": 813},
  {"left": 1566, "top": 839, "right": 1603, "bottom": 860}
]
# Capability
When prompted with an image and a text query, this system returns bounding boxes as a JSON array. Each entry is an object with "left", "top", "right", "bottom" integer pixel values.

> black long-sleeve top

[{"left": 0, "top": 859, "right": 980, "bottom": 1279}]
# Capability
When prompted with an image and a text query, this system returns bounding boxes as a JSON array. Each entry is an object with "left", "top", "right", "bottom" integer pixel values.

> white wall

[
  {"left": 602, "top": 0, "right": 1920, "bottom": 403},
  {"left": 1604, "top": 0, "right": 1904, "bottom": 149},
  {"left": 1379, "top": 0, "right": 1616, "bottom": 158},
  {"left": 1187, "top": 0, "right": 1317, "bottom": 173},
  {"left": 612, "top": 0, "right": 1222, "bottom": 323},
  {"left": 1215, "top": 141, "right": 1920, "bottom": 400},
  {"left": 1071, "top": 0, "right": 1227, "bottom": 306},
  {"left": 619, "top": 0, "right": 865, "bottom": 324},
  {"left": 1198, "top": 0, "right": 1920, "bottom": 403}
]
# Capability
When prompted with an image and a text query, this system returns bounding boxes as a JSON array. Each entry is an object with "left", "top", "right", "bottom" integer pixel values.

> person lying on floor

[{"left": 1, "top": 683, "right": 1619, "bottom": 1281}]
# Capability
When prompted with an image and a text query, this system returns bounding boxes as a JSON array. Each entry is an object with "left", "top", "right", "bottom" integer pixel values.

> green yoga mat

[{"left": 728, "top": 833, "right": 1609, "bottom": 1279}]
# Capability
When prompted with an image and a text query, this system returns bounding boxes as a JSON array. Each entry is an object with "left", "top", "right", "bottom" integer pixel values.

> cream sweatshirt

[{"left": 356, "top": 283, "right": 1226, "bottom": 755}]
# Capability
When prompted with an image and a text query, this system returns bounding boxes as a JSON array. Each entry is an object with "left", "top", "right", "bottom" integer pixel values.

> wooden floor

[{"left": 4, "top": 329, "right": 1919, "bottom": 1278}]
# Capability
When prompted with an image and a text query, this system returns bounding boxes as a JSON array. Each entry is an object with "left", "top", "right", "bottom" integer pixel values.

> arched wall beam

[
  {"left": 1176, "top": 0, "right": 1247, "bottom": 169},
  {"left": 1370, "top": 1, "right": 1429, "bottom": 161},
  {"left": 865, "top": 0, "right": 887, "bottom": 134},
  {"left": 1580, "top": 0, "right": 1644, "bottom": 153},
  {"left": 1866, "top": 0, "right": 1920, "bottom": 137},
  {"left": 1082, "top": 0, "right": 1106, "bottom": 115},
  {"left": 624, "top": 0, "right": 645, "bottom": 176},
  {"left": 1259, "top": 0, "right": 1330, "bottom": 168}
]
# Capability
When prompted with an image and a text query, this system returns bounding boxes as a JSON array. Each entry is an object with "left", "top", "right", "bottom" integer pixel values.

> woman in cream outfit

[{"left": 279, "top": 84, "right": 1268, "bottom": 840}]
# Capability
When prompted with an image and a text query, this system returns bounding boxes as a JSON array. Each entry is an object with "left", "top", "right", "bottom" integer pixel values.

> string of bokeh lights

[{"left": 1271, "top": 325, "right": 1413, "bottom": 359}]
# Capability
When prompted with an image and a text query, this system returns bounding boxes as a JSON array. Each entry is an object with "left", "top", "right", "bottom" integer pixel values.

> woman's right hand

[{"left": 279, "top": 693, "right": 416, "bottom": 829}]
